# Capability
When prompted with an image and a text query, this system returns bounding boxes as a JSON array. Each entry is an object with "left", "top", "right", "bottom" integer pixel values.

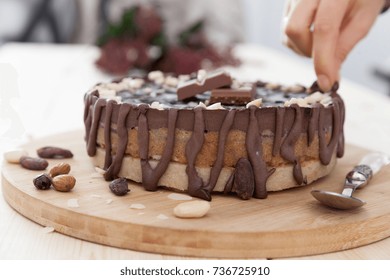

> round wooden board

[{"left": 2, "top": 130, "right": 390, "bottom": 259}]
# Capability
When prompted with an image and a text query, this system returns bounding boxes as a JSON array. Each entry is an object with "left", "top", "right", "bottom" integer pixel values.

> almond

[
  {"left": 173, "top": 200, "right": 210, "bottom": 218},
  {"left": 52, "top": 175, "right": 76, "bottom": 192},
  {"left": 49, "top": 163, "right": 71, "bottom": 177}
]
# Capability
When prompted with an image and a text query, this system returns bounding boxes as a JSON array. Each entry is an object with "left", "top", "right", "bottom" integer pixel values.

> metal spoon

[{"left": 311, "top": 152, "right": 390, "bottom": 210}]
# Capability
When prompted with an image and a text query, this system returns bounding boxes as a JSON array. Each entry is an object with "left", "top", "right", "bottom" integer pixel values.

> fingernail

[{"left": 317, "top": 75, "right": 331, "bottom": 92}]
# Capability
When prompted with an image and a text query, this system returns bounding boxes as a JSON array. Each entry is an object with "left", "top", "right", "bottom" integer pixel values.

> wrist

[{"left": 382, "top": 0, "right": 390, "bottom": 13}]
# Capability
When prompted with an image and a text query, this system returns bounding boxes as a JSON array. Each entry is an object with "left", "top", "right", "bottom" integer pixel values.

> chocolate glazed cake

[{"left": 84, "top": 70, "right": 345, "bottom": 201}]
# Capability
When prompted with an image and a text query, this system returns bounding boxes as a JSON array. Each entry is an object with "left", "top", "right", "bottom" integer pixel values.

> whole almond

[
  {"left": 20, "top": 156, "right": 49, "bottom": 170},
  {"left": 52, "top": 175, "right": 76, "bottom": 192},
  {"left": 49, "top": 163, "right": 71, "bottom": 177},
  {"left": 173, "top": 200, "right": 210, "bottom": 219}
]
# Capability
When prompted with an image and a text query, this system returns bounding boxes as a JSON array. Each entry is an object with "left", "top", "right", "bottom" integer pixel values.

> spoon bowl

[{"left": 311, "top": 189, "right": 365, "bottom": 210}]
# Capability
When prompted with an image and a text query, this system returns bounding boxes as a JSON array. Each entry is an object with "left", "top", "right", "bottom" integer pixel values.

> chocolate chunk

[
  {"left": 177, "top": 70, "right": 232, "bottom": 100},
  {"left": 308, "top": 80, "right": 339, "bottom": 94},
  {"left": 232, "top": 158, "right": 255, "bottom": 200},
  {"left": 209, "top": 84, "right": 256, "bottom": 106},
  {"left": 331, "top": 81, "right": 339, "bottom": 92},
  {"left": 308, "top": 81, "right": 323, "bottom": 93}
]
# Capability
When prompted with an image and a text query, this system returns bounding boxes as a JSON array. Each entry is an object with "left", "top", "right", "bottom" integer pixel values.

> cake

[{"left": 83, "top": 70, "right": 345, "bottom": 201}]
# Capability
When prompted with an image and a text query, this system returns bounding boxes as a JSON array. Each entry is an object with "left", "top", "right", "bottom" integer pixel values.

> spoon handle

[
  {"left": 345, "top": 165, "right": 372, "bottom": 189},
  {"left": 359, "top": 152, "right": 390, "bottom": 175},
  {"left": 341, "top": 153, "right": 390, "bottom": 196}
]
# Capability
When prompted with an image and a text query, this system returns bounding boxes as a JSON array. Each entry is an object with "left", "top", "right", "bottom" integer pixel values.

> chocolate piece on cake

[
  {"left": 210, "top": 83, "right": 256, "bottom": 106},
  {"left": 84, "top": 70, "right": 345, "bottom": 201},
  {"left": 177, "top": 70, "right": 232, "bottom": 100}
]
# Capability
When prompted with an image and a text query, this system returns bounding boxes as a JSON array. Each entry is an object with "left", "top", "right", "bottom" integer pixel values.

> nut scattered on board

[
  {"left": 49, "top": 162, "right": 71, "bottom": 177},
  {"left": 52, "top": 175, "right": 76, "bottom": 192},
  {"left": 3, "top": 149, "right": 28, "bottom": 164},
  {"left": 173, "top": 200, "right": 211, "bottom": 218},
  {"left": 109, "top": 178, "right": 130, "bottom": 196},
  {"left": 33, "top": 174, "right": 52, "bottom": 190},
  {"left": 37, "top": 146, "right": 73, "bottom": 159},
  {"left": 20, "top": 156, "right": 49, "bottom": 170}
]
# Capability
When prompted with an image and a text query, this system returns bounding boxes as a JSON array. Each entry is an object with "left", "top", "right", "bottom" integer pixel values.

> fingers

[
  {"left": 284, "top": 0, "right": 319, "bottom": 57},
  {"left": 312, "top": 0, "right": 350, "bottom": 91}
]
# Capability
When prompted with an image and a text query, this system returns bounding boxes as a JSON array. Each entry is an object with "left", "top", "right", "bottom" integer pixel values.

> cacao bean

[
  {"left": 33, "top": 174, "right": 52, "bottom": 190},
  {"left": 20, "top": 156, "right": 49, "bottom": 170},
  {"left": 37, "top": 146, "right": 73, "bottom": 159},
  {"left": 109, "top": 178, "right": 130, "bottom": 196}
]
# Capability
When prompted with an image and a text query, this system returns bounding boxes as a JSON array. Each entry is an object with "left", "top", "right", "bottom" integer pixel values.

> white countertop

[{"left": 1, "top": 43, "right": 390, "bottom": 259}]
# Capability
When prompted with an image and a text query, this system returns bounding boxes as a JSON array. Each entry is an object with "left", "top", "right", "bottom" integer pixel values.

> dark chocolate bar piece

[
  {"left": 209, "top": 84, "right": 256, "bottom": 105},
  {"left": 177, "top": 71, "right": 232, "bottom": 100}
]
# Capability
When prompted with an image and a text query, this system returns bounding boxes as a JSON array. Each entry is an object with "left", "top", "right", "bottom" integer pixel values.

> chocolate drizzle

[
  {"left": 186, "top": 107, "right": 206, "bottom": 198},
  {"left": 103, "top": 100, "right": 116, "bottom": 169},
  {"left": 138, "top": 105, "right": 179, "bottom": 191},
  {"left": 308, "top": 105, "right": 320, "bottom": 146},
  {"left": 280, "top": 104, "right": 304, "bottom": 184},
  {"left": 87, "top": 98, "right": 106, "bottom": 156},
  {"left": 202, "top": 110, "right": 236, "bottom": 199},
  {"left": 246, "top": 106, "right": 275, "bottom": 198},
  {"left": 272, "top": 107, "right": 285, "bottom": 156},
  {"left": 105, "top": 103, "right": 131, "bottom": 180},
  {"left": 83, "top": 80, "right": 346, "bottom": 201},
  {"left": 319, "top": 97, "right": 342, "bottom": 165}
]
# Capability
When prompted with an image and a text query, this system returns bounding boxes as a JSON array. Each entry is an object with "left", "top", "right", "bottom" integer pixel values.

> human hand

[{"left": 282, "top": 0, "right": 385, "bottom": 92}]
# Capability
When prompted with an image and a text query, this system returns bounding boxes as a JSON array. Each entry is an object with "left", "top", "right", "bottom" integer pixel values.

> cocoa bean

[
  {"left": 232, "top": 158, "right": 254, "bottom": 200},
  {"left": 20, "top": 156, "right": 49, "bottom": 170},
  {"left": 33, "top": 174, "right": 52, "bottom": 190},
  {"left": 37, "top": 146, "right": 73, "bottom": 159},
  {"left": 109, "top": 178, "right": 130, "bottom": 196}
]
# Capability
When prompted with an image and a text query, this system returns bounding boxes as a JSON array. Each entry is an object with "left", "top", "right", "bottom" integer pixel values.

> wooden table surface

[{"left": 1, "top": 43, "right": 390, "bottom": 259}]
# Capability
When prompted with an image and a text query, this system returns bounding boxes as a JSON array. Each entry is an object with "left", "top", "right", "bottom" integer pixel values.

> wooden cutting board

[{"left": 2, "top": 130, "right": 390, "bottom": 259}]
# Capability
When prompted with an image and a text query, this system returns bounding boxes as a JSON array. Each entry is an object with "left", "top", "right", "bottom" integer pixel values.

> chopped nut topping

[
  {"left": 196, "top": 69, "right": 207, "bottom": 85},
  {"left": 246, "top": 98, "right": 262, "bottom": 108},
  {"left": 206, "top": 102, "right": 225, "bottom": 110},
  {"left": 148, "top": 70, "right": 164, "bottom": 81}
]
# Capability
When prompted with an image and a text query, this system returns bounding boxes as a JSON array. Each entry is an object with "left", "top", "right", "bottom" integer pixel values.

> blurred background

[{"left": 0, "top": 0, "right": 389, "bottom": 95}]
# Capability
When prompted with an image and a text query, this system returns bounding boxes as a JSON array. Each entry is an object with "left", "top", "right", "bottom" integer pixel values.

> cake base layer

[
  {"left": 92, "top": 147, "right": 337, "bottom": 192},
  {"left": 3, "top": 130, "right": 390, "bottom": 259}
]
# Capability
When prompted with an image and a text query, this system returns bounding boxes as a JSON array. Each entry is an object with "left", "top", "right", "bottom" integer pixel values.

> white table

[{"left": 1, "top": 43, "right": 390, "bottom": 259}]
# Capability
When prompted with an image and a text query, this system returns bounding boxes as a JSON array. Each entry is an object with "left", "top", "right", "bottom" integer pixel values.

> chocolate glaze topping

[{"left": 84, "top": 73, "right": 345, "bottom": 200}]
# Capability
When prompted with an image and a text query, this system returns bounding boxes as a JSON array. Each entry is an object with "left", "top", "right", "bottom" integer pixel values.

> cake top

[{"left": 88, "top": 69, "right": 337, "bottom": 110}]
